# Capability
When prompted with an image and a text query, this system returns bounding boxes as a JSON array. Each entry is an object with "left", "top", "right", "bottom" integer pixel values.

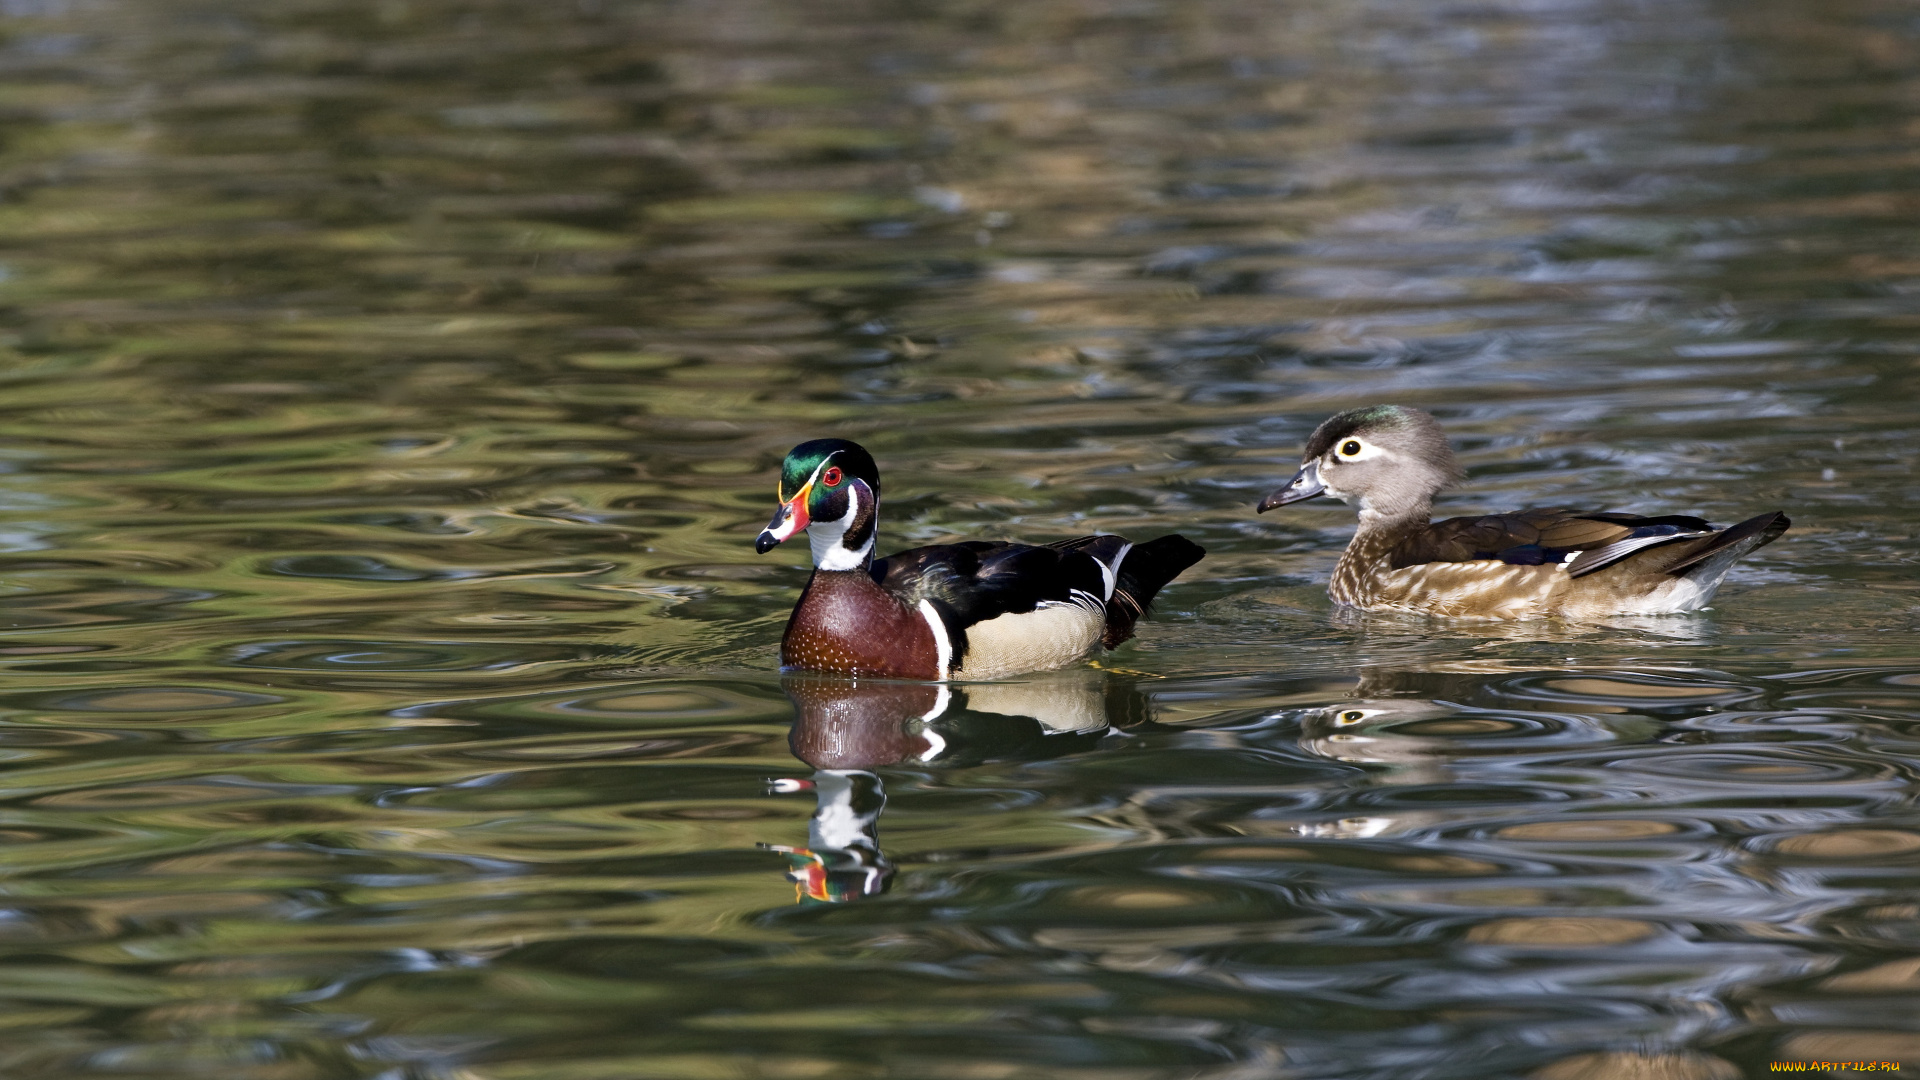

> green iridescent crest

[{"left": 778, "top": 439, "right": 881, "bottom": 503}]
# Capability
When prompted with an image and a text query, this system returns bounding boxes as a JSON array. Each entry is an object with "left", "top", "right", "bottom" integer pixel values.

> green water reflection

[{"left": 0, "top": 0, "right": 1916, "bottom": 1076}]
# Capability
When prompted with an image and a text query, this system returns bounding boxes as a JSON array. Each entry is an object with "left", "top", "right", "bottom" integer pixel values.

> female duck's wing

[{"left": 1390, "top": 509, "right": 1715, "bottom": 579}]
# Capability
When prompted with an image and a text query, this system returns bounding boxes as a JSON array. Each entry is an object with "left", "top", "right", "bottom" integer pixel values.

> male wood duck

[
  {"left": 756, "top": 438, "right": 1205, "bottom": 679},
  {"left": 1257, "top": 405, "right": 1789, "bottom": 620}
]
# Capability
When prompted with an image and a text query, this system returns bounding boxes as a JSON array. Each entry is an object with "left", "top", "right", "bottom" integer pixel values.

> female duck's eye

[
  {"left": 822, "top": 467, "right": 843, "bottom": 487},
  {"left": 1339, "top": 440, "right": 1362, "bottom": 457}
]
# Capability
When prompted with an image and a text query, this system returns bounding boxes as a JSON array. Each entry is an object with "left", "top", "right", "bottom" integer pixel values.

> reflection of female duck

[
  {"left": 1285, "top": 667, "right": 1665, "bottom": 839},
  {"left": 1299, "top": 698, "right": 1464, "bottom": 771},
  {"left": 1298, "top": 667, "right": 1663, "bottom": 771},
  {"left": 767, "top": 672, "right": 1135, "bottom": 902}
]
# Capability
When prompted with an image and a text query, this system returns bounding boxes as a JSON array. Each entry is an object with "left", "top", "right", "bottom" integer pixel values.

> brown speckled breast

[
  {"left": 781, "top": 569, "right": 942, "bottom": 679},
  {"left": 1330, "top": 527, "right": 1403, "bottom": 608}
]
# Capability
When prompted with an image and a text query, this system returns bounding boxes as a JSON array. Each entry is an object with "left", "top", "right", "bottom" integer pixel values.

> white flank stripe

[{"left": 918, "top": 599, "right": 953, "bottom": 677}]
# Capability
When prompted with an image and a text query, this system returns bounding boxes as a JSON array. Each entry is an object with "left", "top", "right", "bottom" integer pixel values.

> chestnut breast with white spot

[{"left": 781, "top": 569, "right": 942, "bottom": 679}]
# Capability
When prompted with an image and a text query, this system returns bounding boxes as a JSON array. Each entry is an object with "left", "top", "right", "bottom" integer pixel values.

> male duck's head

[
  {"left": 756, "top": 438, "right": 882, "bottom": 570},
  {"left": 1257, "top": 405, "right": 1463, "bottom": 520}
]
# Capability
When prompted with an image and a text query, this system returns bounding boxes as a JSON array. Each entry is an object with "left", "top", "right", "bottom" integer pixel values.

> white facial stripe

[
  {"left": 819, "top": 472, "right": 859, "bottom": 526},
  {"left": 786, "top": 452, "right": 839, "bottom": 504}
]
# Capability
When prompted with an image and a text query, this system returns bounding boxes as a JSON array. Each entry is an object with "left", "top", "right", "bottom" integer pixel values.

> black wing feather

[
  {"left": 1104, "top": 535, "right": 1205, "bottom": 647},
  {"left": 870, "top": 533, "right": 1202, "bottom": 664},
  {"left": 870, "top": 540, "right": 1106, "bottom": 629}
]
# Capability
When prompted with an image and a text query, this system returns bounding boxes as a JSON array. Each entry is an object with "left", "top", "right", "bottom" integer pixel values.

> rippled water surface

[{"left": 1, "top": 0, "right": 1918, "bottom": 1076}]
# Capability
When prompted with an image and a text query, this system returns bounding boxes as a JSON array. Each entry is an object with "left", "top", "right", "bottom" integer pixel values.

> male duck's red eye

[{"left": 822, "top": 467, "right": 843, "bottom": 487}]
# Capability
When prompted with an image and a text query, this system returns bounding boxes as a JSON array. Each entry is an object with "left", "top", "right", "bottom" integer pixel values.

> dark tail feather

[
  {"left": 1102, "top": 535, "right": 1205, "bottom": 649},
  {"left": 1664, "top": 511, "right": 1790, "bottom": 579},
  {"left": 1047, "top": 533, "right": 1131, "bottom": 567}
]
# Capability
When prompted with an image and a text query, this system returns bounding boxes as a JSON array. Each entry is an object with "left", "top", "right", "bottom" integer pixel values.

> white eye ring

[{"left": 1331, "top": 438, "right": 1386, "bottom": 462}]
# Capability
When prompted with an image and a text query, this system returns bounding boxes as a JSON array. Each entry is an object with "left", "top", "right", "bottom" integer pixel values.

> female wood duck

[
  {"left": 1257, "top": 405, "right": 1789, "bottom": 620},
  {"left": 756, "top": 438, "right": 1205, "bottom": 679}
]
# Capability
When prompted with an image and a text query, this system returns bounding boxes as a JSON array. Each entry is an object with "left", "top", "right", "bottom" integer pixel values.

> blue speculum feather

[
  {"left": 1492, "top": 544, "right": 1550, "bottom": 565},
  {"left": 1491, "top": 526, "right": 1683, "bottom": 565}
]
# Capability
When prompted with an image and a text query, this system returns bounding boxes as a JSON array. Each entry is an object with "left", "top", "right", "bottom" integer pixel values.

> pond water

[{"left": 0, "top": 0, "right": 1917, "bottom": 1076}]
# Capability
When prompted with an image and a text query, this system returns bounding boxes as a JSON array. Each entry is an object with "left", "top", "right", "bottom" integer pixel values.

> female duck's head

[{"left": 1258, "top": 405, "right": 1463, "bottom": 521}]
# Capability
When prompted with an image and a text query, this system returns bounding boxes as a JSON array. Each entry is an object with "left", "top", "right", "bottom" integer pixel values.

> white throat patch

[{"left": 809, "top": 482, "right": 874, "bottom": 571}]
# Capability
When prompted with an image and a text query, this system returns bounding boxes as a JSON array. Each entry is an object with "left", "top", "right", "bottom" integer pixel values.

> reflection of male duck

[
  {"left": 765, "top": 770, "right": 893, "bottom": 904},
  {"left": 766, "top": 672, "right": 1135, "bottom": 902}
]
